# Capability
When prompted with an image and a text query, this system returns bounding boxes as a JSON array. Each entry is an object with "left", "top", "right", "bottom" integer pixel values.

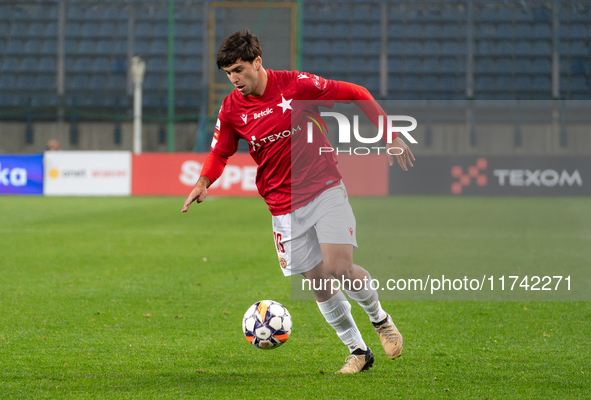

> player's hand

[
  {"left": 181, "top": 177, "right": 210, "bottom": 212},
  {"left": 386, "top": 136, "right": 415, "bottom": 171}
]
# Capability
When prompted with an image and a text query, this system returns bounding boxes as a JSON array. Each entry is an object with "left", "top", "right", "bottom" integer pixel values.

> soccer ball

[{"left": 242, "top": 300, "right": 292, "bottom": 349}]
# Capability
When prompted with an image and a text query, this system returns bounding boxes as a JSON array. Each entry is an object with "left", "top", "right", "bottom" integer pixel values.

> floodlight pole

[{"left": 131, "top": 56, "right": 146, "bottom": 154}]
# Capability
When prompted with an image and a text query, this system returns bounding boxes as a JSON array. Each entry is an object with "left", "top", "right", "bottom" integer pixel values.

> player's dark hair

[{"left": 216, "top": 29, "right": 262, "bottom": 70}]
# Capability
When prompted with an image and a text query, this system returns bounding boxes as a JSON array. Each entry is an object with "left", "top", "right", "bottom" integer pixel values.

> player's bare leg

[
  {"left": 302, "top": 261, "right": 374, "bottom": 374},
  {"left": 320, "top": 243, "right": 403, "bottom": 359}
]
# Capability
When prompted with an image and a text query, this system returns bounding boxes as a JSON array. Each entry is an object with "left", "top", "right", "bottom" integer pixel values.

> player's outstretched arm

[
  {"left": 387, "top": 137, "right": 415, "bottom": 171},
  {"left": 181, "top": 176, "right": 211, "bottom": 212}
]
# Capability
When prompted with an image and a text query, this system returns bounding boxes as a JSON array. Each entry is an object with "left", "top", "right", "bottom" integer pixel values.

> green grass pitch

[{"left": 0, "top": 195, "right": 589, "bottom": 399}]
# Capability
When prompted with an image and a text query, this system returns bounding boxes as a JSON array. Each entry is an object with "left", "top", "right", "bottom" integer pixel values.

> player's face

[{"left": 222, "top": 57, "right": 261, "bottom": 96}]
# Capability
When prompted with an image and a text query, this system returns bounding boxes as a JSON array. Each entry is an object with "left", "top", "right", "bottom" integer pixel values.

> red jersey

[{"left": 206, "top": 70, "right": 342, "bottom": 216}]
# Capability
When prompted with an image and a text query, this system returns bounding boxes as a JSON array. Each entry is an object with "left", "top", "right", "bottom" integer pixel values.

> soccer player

[{"left": 182, "top": 29, "right": 415, "bottom": 374}]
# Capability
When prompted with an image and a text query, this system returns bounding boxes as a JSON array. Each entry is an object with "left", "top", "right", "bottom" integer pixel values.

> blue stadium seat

[
  {"left": 404, "top": 58, "right": 421, "bottom": 73},
  {"left": 147, "top": 57, "right": 165, "bottom": 73},
  {"left": 65, "top": 39, "right": 77, "bottom": 54},
  {"left": 497, "top": 23, "right": 512, "bottom": 38},
  {"left": 136, "top": 22, "right": 152, "bottom": 38},
  {"left": 67, "top": 75, "right": 86, "bottom": 90},
  {"left": 497, "top": 58, "right": 512, "bottom": 74},
  {"left": 533, "top": 24, "right": 551, "bottom": 39},
  {"left": 350, "top": 58, "right": 365, "bottom": 73},
  {"left": 108, "top": 75, "right": 126, "bottom": 90},
  {"left": 1, "top": 57, "right": 19, "bottom": 72},
  {"left": 423, "top": 58, "right": 438, "bottom": 73},
  {"left": 21, "top": 57, "right": 37, "bottom": 72},
  {"left": 28, "top": 22, "right": 45, "bottom": 36},
  {"left": 570, "top": 58, "right": 588, "bottom": 74},
  {"left": 496, "top": 40, "right": 513, "bottom": 55},
  {"left": 515, "top": 24, "right": 532, "bottom": 38},
  {"left": 0, "top": 74, "right": 16, "bottom": 89},
  {"left": 515, "top": 59, "right": 532, "bottom": 72},
  {"left": 177, "top": 75, "right": 198, "bottom": 90},
  {"left": 0, "top": 22, "right": 9, "bottom": 36},
  {"left": 96, "top": 40, "right": 113, "bottom": 54},
  {"left": 532, "top": 76, "right": 550, "bottom": 91},
  {"left": 25, "top": 39, "right": 42, "bottom": 54},
  {"left": 143, "top": 75, "right": 162, "bottom": 90},
  {"left": 74, "top": 58, "right": 92, "bottom": 72},
  {"left": 496, "top": 75, "right": 512, "bottom": 90},
  {"left": 405, "top": 41, "right": 422, "bottom": 56},
  {"left": 440, "top": 58, "right": 457, "bottom": 73},
  {"left": 364, "top": 76, "right": 379, "bottom": 93},
  {"left": 38, "top": 57, "right": 55, "bottom": 72},
  {"left": 367, "top": 58, "right": 379, "bottom": 72},
  {"left": 330, "top": 57, "right": 347, "bottom": 73},
  {"left": 404, "top": 24, "right": 423, "bottom": 39},
  {"left": 79, "top": 40, "right": 95, "bottom": 53},
  {"left": 36, "top": 74, "right": 55, "bottom": 89},
  {"left": 441, "top": 41, "right": 458, "bottom": 55},
  {"left": 149, "top": 40, "right": 167, "bottom": 55},
  {"left": 93, "top": 57, "right": 111, "bottom": 72},
  {"left": 515, "top": 76, "right": 532, "bottom": 90},
  {"left": 402, "top": 76, "right": 419, "bottom": 91},
  {"left": 532, "top": 58, "right": 550, "bottom": 73},
  {"left": 476, "top": 58, "right": 494, "bottom": 73},
  {"left": 570, "top": 24, "right": 587, "bottom": 39},
  {"left": 477, "top": 41, "right": 495, "bottom": 56},
  {"left": 533, "top": 41, "right": 551, "bottom": 55},
  {"left": 425, "top": 24, "right": 441, "bottom": 38},
  {"left": 98, "top": 22, "right": 116, "bottom": 37},
  {"left": 81, "top": 22, "right": 99, "bottom": 37},
  {"left": 332, "top": 40, "right": 347, "bottom": 54},
  {"left": 89, "top": 75, "right": 108, "bottom": 90},
  {"left": 10, "top": 22, "right": 28, "bottom": 37},
  {"left": 17, "top": 75, "right": 33, "bottom": 90},
  {"left": 424, "top": 41, "right": 439, "bottom": 56},
  {"left": 134, "top": 40, "right": 150, "bottom": 55},
  {"left": 441, "top": 25, "right": 459, "bottom": 38},
  {"left": 388, "top": 41, "right": 403, "bottom": 55},
  {"left": 478, "top": 23, "right": 496, "bottom": 38},
  {"left": 334, "top": 24, "right": 348, "bottom": 38},
  {"left": 569, "top": 41, "right": 587, "bottom": 56},
  {"left": 311, "top": 57, "right": 329, "bottom": 72},
  {"left": 475, "top": 76, "right": 494, "bottom": 91},
  {"left": 42, "top": 40, "right": 57, "bottom": 54},
  {"left": 6, "top": 39, "right": 25, "bottom": 54},
  {"left": 422, "top": 76, "right": 438, "bottom": 92},
  {"left": 515, "top": 41, "right": 532, "bottom": 55},
  {"left": 314, "top": 24, "right": 332, "bottom": 38}
]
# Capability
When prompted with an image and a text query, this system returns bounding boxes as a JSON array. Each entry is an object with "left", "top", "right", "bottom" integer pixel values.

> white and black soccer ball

[{"left": 242, "top": 300, "right": 292, "bottom": 350}]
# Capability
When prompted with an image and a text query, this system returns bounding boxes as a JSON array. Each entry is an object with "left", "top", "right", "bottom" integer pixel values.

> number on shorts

[{"left": 273, "top": 232, "right": 285, "bottom": 253}]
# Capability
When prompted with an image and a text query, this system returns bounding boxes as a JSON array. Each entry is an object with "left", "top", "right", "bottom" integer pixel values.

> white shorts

[{"left": 271, "top": 182, "right": 358, "bottom": 276}]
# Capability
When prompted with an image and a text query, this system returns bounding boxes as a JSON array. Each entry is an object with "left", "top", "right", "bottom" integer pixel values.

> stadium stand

[{"left": 0, "top": 1, "right": 588, "bottom": 110}]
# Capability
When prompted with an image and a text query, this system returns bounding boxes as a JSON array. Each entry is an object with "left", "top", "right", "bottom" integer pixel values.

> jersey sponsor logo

[
  {"left": 254, "top": 107, "right": 273, "bottom": 120},
  {"left": 297, "top": 73, "right": 309, "bottom": 79},
  {"left": 240, "top": 114, "right": 248, "bottom": 124},
  {"left": 277, "top": 96, "right": 293, "bottom": 113},
  {"left": 248, "top": 126, "right": 302, "bottom": 151}
]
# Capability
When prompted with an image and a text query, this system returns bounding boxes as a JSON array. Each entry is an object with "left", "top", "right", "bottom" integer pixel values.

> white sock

[
  {"left": 317, "top": 291, "right": 367, "bottom": 353},
  {"left": 345, "top": 275, "right": 387, "bottom": 323}
]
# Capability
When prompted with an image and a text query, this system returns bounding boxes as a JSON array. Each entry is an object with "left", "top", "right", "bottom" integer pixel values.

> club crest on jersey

[
  {"left": 297, "top": 73, "right": 309, "bottom": 79},
  {"left": 240, "top": 114, "right": 248, "bottom": 124},
  {"left": 279, "top": 256, "right": 287, "bottom": 269}
]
